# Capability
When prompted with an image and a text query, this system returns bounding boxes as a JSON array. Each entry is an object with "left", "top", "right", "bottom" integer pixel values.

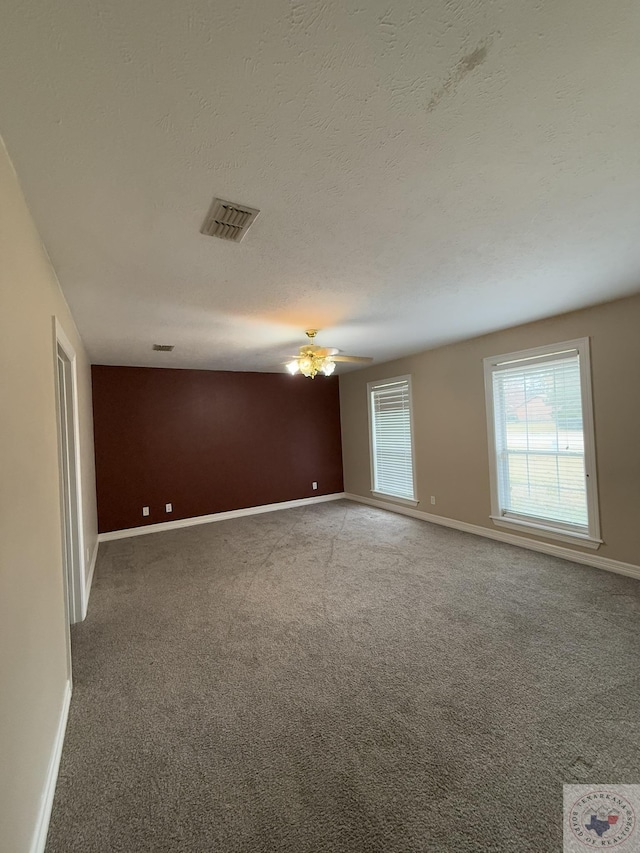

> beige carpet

[{"left": 46, "top": 500, "right": 640, "bottom": 852}]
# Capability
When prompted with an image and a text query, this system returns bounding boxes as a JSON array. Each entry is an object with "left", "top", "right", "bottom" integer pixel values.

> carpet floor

[{"left": 46, "top": 500, "right": 640, "bottom": 852}]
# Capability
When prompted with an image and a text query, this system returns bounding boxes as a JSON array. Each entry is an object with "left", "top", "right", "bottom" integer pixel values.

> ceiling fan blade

[
  {"left": 331, "top": 355, "right": 373, "bottom": 363},
  {"left": 314, "top": 347, "right": 340, "bottom": 357}
]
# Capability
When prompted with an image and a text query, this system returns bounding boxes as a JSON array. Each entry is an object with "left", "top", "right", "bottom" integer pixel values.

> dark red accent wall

[{"left": 91, "top": 366, "right": 343, "bottom": 533}]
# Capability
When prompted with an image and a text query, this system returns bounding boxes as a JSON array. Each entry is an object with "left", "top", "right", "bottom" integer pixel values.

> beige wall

[
  {"left": 340, "top": 293, "right": 640, "bottom": 567},
  {"left": 0, "top": 139, "right": 97, "bottom": 851}
]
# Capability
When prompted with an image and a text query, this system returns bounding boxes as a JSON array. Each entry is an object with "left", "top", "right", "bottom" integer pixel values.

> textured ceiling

[{"left": 1, "top": 0, "right": 640, "bottom": 371}]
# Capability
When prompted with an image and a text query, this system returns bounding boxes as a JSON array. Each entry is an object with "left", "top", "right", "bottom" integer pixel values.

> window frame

[
  {"left": 483, "top": 337, "right": 602, "bottom": 549},
  {"left": 367, "top": 374, "right": 418, "bottom": 506}
]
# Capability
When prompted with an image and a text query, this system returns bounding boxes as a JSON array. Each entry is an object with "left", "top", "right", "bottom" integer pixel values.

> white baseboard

[
  {"left": 30, "top": 680, "right": 72, "bottom": 853},
  {"left": 82, "top": 539, "right": 99, "bottom": 620},
  {"left": 344, "top": 493, "right": 640, "bottom": 582},
  {"left": 98, "top": 492, "right": 347, "bottom": 542}
]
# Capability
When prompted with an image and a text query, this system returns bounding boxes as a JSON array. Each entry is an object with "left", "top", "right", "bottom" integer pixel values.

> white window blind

[
  {"left": 490, "top": 347, "right": 589, "bottom": 532},
  {"left": 369, "top": 378, "right": 415, "bottom": 501}
]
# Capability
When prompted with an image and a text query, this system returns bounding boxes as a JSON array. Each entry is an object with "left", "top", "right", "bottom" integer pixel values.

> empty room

[{"left": 2, "top": 1, "right": 640, "bottom": 852}]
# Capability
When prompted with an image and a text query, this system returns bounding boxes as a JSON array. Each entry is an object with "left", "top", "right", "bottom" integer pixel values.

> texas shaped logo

[{"left": 585, "top": 809, "right": 620, "bottom": 838}]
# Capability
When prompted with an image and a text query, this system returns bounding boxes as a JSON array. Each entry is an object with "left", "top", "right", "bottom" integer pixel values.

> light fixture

[
  {"left": 290, "top": 352, "right": 335, "bottom": 379},
  {"left": 286, "top": 328, "right": 372, "bottom": 378},
  {"left": 286, "top": 330, "right": 338, "bottom": 379}
]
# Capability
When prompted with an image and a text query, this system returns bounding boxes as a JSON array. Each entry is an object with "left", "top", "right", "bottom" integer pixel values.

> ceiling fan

[{"left": 286, "top": 330, "right": 372, "bottom": 379}]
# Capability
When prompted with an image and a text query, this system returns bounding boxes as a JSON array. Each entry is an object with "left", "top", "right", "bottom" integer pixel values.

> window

[
  {"left": 484, "top": 338, "right": 601, "bottom": 548},
  {"left": 368, "top": 376, "right": 417, "bottom": 504}
]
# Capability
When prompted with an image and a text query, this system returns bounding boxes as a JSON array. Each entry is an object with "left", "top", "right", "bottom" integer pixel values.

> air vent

[
  {"left": 152, "top": 344, "right": 174, "bottom": 352},
  {"left": 201, "top": 197, "right": 260, "bottom": 243}
]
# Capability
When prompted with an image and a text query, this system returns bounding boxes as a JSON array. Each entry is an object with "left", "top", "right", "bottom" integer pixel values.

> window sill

[
  {"left": 371, "top": 491, "right": 419, "bottom": 508},
  {"left": 490, "top": 516, "right": 602, "bottom": 550}
]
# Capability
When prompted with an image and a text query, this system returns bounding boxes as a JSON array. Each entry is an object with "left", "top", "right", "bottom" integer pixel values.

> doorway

[{"left": 53, "top": 320, "right": 86, "bottom": 657}]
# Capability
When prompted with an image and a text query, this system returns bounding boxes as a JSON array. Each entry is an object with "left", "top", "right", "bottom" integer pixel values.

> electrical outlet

[
  {"left": 312, "top": 481, "right": 318, "bottom": 490},
  {"left": 142, "top": 506, "right": 150, "bottom": 517},
  {"left": 165, "top": 503, "right": 172, "bottom": 513},
  {"left": 430, "top": 496, "right": 436, "bottom": 505}
]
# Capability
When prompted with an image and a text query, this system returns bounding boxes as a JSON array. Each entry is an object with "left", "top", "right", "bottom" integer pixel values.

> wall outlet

[
  {"left": 165, "top": 503, "right": 173, "bottom": 513},
  {"left": 430, "top": 496, "right": 436, "bottom": 505},
  {"left": 142, "top": 506, "right": 150, "bottom": 517},
  {"left": 312, "top": 481, "right": 318, "bottom": 490}
]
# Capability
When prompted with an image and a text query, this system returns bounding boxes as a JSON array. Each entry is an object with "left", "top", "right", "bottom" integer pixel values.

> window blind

[
  {"left": 370, "top": 379, "right": 415, "bottom": 501},
  {"left": 491, "top": 349, "right": 588, "bottom": 530}
]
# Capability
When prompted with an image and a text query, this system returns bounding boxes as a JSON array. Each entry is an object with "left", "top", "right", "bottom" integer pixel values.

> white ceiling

[{"left": 2, "top": 0, "right": 640, "bottom": 371}]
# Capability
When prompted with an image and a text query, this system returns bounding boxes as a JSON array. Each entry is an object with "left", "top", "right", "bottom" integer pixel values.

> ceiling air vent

[
  {"left": 152, "top": 344, "right": 174, "bottom": 352},
  {"left": 200, "top": 197, "right": 260, "bottom": 243}
]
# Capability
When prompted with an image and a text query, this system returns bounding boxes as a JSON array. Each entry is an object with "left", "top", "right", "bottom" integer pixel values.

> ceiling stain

[
  {"left": 427, "top": 40, "right": 491, "bottom": 113},
  {"left": 378, "top": 12, "right": 398, "bottom": 55}
]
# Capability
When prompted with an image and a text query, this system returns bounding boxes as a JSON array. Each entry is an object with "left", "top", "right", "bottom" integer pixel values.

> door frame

[{"left": 53, "top": 318, "right": 87, "bottom": 627}]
